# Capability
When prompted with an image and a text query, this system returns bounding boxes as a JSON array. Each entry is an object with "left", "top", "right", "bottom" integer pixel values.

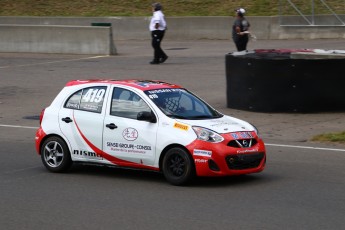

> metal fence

[{"left": 279, "top": 0, "right": 345, "bottom": 26}]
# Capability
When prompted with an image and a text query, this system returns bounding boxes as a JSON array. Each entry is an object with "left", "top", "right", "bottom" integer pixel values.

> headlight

[
  {"left": 192, "top": 126, "right": 224, "bottom": 143},
  {"left": 250, "top": 123, "right": 259, "bottom": 135}
]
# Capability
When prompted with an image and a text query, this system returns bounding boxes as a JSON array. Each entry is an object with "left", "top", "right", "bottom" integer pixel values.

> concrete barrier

[
  {"left": 0, "top": 16, "right": 344, "bottom": 54},
  {"left": 1, "top": 16, "right": 344, "bottom": 40},
  {"left": 0, "top": 24, "right": 116, "bottom": 55}
]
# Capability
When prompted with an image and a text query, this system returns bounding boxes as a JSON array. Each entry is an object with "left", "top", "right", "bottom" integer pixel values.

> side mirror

[{"left": 137, "top": 111, "right": 157, "bottom": 123}]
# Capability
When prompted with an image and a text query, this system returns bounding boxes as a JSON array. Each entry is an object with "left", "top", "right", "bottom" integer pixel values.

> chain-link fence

[{"left": 279, "top": 0, "right": 345, "bottom": 26}]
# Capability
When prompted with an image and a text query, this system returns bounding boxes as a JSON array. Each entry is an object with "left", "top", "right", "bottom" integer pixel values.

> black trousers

[
  {"left": 234, "top": 36, "right": 249, "bottom": 51},
  {"left": 151, "top": 30, "right": 167, "bottom": 62}
]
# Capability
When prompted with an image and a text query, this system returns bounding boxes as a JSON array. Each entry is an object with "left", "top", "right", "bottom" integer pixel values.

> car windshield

[{"left": 144, "top": 88, "right": 223, "bottom": 120}]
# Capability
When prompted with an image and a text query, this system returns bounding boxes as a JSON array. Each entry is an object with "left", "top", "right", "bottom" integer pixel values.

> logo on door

[{"left": 122, "top": 128, "right": 138, "bottom": 141}]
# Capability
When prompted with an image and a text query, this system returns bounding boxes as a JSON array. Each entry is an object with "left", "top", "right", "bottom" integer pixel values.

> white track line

[
  {"left": 0, "top": 55, "right": 109, "bottom": 69},
  {"left": 0, "top": 124, "right": 38, "bottom": 129},
  {"left": 266, "top": 143, "right": 345, "bottom": 152},
  {"left": 1, "top": 124, "right": 344, "bottom": 152}
]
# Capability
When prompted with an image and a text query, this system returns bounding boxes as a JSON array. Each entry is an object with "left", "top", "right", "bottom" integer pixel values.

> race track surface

[{"left": 1, "top": 39, "right": 345, "bottom": 230}]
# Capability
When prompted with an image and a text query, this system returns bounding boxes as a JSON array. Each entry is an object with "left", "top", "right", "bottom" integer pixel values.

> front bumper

[{"left": 186, "top": 133, "right": 266, "bottom": 177}]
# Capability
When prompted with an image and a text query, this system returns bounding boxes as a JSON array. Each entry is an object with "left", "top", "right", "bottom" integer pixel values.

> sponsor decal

[
  {"left": 231, "top": 133, "right": 239, "bottom": 139},
  {"left": 174, "top": 122, "right": 189, "bottom": 131},
  {"left": 147, "top": 88, "right": 182, "bottom": 94},
  {"left": 231, "top": 131, "right": 254, "bottom": 140},
  {"left": 73, "top": 115, "right": 159, "bottom": 171},
  {"left": 73, "top": 150, "right": 103, "bottom": 159},
  {"left": 237, "top": 148, "right": 259, "bottom": 154},
  {"left": 132, "top": 81, "right": 165, "bottom": 88},
  {"left": 66, "top": 102, "right": 79, "bottom": 109},
  {"left": 240, "top": 132, "right": 253, "bottom": 138},
  {"left": 147, "top": 88, "right": 183, "bottom": 99},
  {"left": 195, "top": 159, "right": 208, "bottom": 164},
  {"left": 148, "top": 94, "right": 158, "bottom": 99},
  {"left": 106, "top": 142, "right": 152, "bottom": 154},
  {"left": 79, "top": 103, "right": 100, "bottom": 112},
  {"left": 122, "top": 128, "right": 138, "bottom": 141},
  {"left": 161, "top": 122, "right": 170, "bottom": 127},
  {"left": 210, "top": 120, "right": 239, "bottom": 127},
  {"left": 193, "top": 149, "right": 212, "bottom": 157},
  {"left": 134, "top": 82, "right": 151, "bottom": 88}
]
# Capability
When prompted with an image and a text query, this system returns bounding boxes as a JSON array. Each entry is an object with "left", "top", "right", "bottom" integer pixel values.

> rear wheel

[
  {"left": 41, "top": 136, "right": 72, "bottom": 172},
  {"left": 162, "top": 147, "right": 195, "bottom": 185}
]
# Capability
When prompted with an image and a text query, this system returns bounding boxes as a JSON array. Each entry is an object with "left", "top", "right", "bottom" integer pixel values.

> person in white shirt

[{"left": 149, "top": 3, "right": 168, "bottom": 64}]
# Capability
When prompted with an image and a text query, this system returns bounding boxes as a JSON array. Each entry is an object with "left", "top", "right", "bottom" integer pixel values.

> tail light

[{"left": 39, "top": 109, "right": 45, "bottom": 125}]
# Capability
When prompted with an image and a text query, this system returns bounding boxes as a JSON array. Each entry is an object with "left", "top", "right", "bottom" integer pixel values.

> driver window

[{"left": 111, "top": 87, "right": 151, "bottom": 119}]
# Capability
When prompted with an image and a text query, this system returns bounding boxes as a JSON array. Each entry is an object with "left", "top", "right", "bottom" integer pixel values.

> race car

[{"left": 35, "top": 79, "right": 266, "bottom": 185}]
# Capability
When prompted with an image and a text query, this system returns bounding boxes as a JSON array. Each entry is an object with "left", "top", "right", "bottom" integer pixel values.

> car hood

[{"left": 175, "top": 115, "right": 254, "bottom": 134}]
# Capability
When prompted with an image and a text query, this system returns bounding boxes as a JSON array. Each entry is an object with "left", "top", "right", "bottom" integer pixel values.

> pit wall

[{"left": 1, "top": 16, "right": 344, "bottom": 40}]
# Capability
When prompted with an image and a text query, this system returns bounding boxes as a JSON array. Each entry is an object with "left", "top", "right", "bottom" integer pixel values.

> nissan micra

[{"left": 35, "top": 79, "right": 266, "bottom": 185}]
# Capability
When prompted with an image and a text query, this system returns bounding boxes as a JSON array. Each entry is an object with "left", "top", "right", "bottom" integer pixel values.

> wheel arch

[
  {"left": 158, "top": 144, "right": 195, "bottom": 172},
  {"left": 39, "top": 134, "right": 71, "bottom": 156}
]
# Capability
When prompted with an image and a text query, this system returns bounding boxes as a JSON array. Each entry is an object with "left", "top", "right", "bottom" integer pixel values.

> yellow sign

[{"left": 174, "top": 123, "right": 189, "bottom": 131}]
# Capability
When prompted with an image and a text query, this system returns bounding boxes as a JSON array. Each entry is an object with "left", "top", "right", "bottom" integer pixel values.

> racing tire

[
  {"left": 41, "top": 136, "right": 72, "bottom": 173},
  {"left": 162, "top": 147, "right": 195, "bottom": 186}
]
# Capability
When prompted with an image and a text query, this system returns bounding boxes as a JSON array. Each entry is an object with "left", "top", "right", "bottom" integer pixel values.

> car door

[
  {"left": 59, "top": 85, "right": 108, "bottom": 162},
  {"left": 103, "top": 86, "right": 158, "bottom": 166}
]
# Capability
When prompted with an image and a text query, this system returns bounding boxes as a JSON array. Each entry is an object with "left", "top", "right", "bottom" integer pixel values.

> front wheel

[
  {"left": 162, "top": 147, "right": 195, "bottom": 185},
  {"left": 40, "top": 136, "right": 72, "bottom": 172}
]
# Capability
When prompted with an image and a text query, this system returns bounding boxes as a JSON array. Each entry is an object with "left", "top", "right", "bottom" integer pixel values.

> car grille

[
  {"left": 227, "top": 138, "right": 257, "bottom": 148},
  {"left": 225, "top": 152, "right": 264, "bottom": 170}
]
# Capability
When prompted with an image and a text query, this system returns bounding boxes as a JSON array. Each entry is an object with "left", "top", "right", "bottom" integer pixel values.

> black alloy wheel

[{"left": 162, "top": 147, "right": 195, "bottom": 185}]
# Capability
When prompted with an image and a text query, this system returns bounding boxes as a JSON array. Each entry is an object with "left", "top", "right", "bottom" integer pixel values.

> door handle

[
  {"left": 106, "top": 123, "right": 118, "bottom": 130},
  {"left": 62, "top": 117, "right": 73, "bottom": 123}
]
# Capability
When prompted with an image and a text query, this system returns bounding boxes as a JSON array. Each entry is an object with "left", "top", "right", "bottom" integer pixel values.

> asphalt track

[{"left": 1, "top": 39, "right": 345, "bottom": 230}]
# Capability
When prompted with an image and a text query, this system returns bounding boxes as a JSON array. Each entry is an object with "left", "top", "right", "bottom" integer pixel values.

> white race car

[{"left": 35, "top": 80, "right": 266, "bottom": 185}]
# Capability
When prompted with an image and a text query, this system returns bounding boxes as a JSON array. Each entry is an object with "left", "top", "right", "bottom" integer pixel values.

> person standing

[
  {"left": 149, "top": 2, "right": 168, "bottom": 64},
  {"left": 232, "top": 8, "right": 250, "bottom": 51}
]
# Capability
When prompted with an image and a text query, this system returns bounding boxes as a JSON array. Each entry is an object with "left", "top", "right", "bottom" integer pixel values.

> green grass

[
  {"left": 0, "top": 0, "right": 344, "bottom": 16},
  {"left": 312, "top": 131, "right": 345, "bottom": 144}
]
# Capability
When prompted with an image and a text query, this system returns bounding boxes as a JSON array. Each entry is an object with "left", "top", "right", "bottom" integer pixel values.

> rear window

[{"left": 64, "top": 86, "right": 107, "bottom": 113}]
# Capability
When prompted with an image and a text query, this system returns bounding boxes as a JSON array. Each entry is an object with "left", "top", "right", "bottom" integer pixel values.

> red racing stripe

[{"left": 73, "top": 114, "right": 159, "bottom": 171}]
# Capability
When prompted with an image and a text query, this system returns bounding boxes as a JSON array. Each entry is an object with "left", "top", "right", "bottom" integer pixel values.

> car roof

[{"left": 65, "top": 79, "right": 183, "bottom": 91}]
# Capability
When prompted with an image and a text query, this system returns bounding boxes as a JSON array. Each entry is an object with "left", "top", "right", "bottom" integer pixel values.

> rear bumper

[{"left": 35, "top": 127, "right": 46, "bottom": 154}]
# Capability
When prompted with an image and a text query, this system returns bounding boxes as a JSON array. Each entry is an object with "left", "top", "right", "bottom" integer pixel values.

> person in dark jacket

[{"left": 232, "top": 8, "right": 250, "bottom": 51}]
